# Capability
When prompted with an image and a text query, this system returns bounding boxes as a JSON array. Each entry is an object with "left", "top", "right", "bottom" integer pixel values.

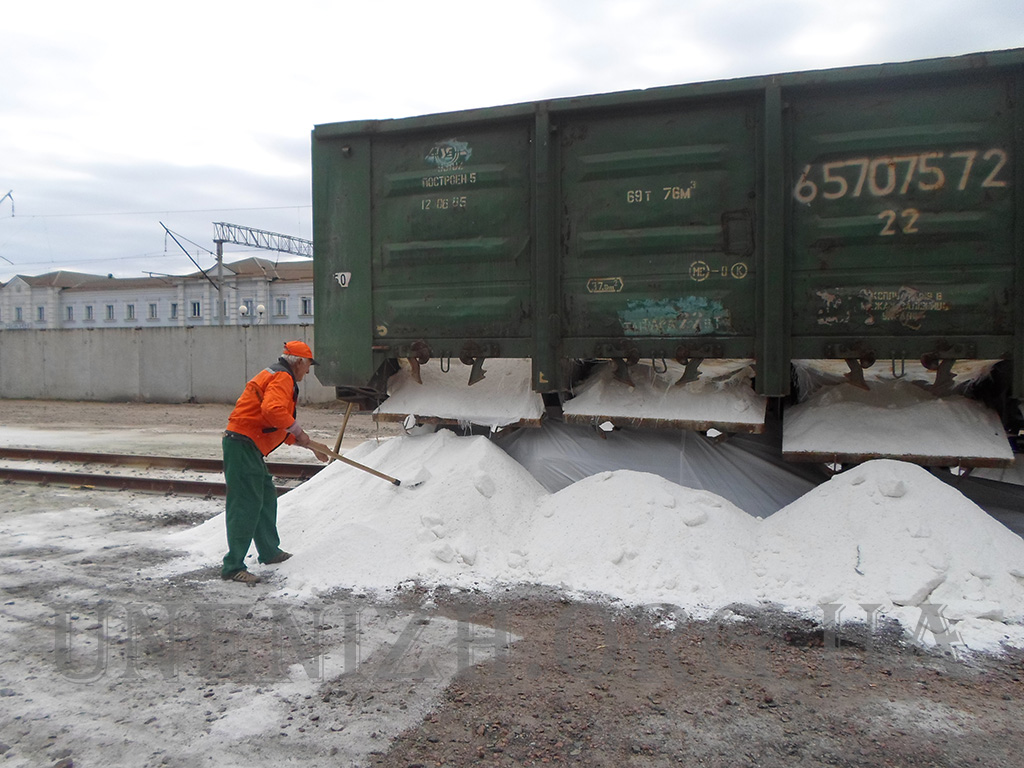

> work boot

[
  {"left": 224, "top": 569, "right": 261, "bottom": 584},
  {"left": 264, "top": 551, "right": 292, "bottom": 564}
]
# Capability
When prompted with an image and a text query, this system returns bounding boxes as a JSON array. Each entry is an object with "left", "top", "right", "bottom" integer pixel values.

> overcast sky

[{"left": 2, "top": 0, "right": 1022, "bottom": 282}]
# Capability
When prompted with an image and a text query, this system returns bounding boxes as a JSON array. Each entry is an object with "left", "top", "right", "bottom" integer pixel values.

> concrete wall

[{"left": 0, "top": 325, "right": 337, "bottom": 404}]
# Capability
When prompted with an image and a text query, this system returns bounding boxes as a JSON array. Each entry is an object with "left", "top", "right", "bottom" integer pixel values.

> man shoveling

[{"left": 220, "top": 340, "right": 327, "bottom": 584}]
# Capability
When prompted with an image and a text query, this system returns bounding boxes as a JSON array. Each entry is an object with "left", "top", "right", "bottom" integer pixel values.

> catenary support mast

[{"left": 212, "top": 222, "right": 314, "bottom": 326}]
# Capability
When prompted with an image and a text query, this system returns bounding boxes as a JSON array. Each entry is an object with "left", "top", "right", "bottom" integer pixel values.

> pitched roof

[
  {"left": 16, "top": 270, "right": 107, "bottom": 288},
  {"left": 64, "top": 275, "right": 178, "bottom": 291},
  {"left": 185, "top": 256, "right": 312, "bottom": 281},
  {"left": 5, "top": 256, "right": 312, "bottom": 290}
]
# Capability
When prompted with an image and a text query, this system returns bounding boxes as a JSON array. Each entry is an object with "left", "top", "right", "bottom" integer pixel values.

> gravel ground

[
  {"left": 0, "top": 399, "right": 1022, "bottom": 767},
  {"left": 0, "top": 398, "right": 395, "bottom": 454}
]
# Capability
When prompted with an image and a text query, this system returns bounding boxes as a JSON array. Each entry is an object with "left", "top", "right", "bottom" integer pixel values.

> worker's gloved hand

[
  {"left": 312, "top": 448, "right": 329, "bottom": 462},
  {"left": 286, "top": 421, "right": 311, "bottom": 447}
]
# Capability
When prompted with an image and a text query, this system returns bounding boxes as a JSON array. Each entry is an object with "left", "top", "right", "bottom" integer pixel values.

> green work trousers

[{"left": 221, "top": 435, "right": 283, "bottom": 577}]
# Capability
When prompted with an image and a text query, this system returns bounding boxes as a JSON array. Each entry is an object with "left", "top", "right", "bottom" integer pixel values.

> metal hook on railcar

[
  {"left": 651, "top": 358, "right": 668, "bottom": 374},
  {"left": 440, "top": 357, "right": 451, "bottom": 373},
  {"left": 891, "top": 353, "right": 907, "bottom": 380}
]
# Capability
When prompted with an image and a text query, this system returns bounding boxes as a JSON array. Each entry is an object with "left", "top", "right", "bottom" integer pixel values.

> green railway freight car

[{"left": 312, "top": 48, "right": 1024, "bottom": 467}]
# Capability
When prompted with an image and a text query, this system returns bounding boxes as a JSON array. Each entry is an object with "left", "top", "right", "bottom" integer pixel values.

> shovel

[{"left": 307, "top": 439, "right": 419, "bottom": 487}]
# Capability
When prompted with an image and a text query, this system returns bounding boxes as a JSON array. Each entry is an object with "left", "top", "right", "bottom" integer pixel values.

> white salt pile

[
  {"left": 783, "top": 378, "right": 1013, "bottom": 464},
  {"left": 757, "top": 461, "right": 1024, "bottom": 623},
  {"left": 375, "top": 358, "right": 544, "bottom": 427},
  {"left": 562, "top": 359, "right": 767, "bottom": 431},
  {"left": 526, "top": 471, "right": 760, "bottom": 607},
  {"left": 170, "top": 430, "right": 546, "bottom": 594},
  {"left": 791, "top": 358, "right": 1000, "bottom": 394},
  {"left": 164, "top": 433, "right": 1024, "bottom": 653}
]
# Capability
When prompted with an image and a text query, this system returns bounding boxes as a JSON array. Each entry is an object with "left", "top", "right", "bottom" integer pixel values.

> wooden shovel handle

[
  {"left": 307, "top": 440, "right": 401, "bottom": 486},
  {"left": 331, "top": 402, "right": 354, "bottom": 457}
]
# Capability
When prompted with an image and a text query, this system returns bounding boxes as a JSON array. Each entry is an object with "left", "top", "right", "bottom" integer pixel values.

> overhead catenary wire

[
  {"left": 0, "top": 251, "right": 172, "bottom": 271},
  {"left": 0, "top": 197, "right": 311, "bottom": 278},
  {"left": 0, "top": 192, "right": 13, "bottom": 262},
  {"left": 12, "top": 204, "right": 309, "bottom": 219},
  {"left": 159, "top": 222, "right": 219, "bottom": 290}
]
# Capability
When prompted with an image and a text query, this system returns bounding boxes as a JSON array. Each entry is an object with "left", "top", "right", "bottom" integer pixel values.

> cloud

[
  {"left": 2, "top": 0, "right": 1023, "bottom": 281},
  {"left": 0, "top": 160, "right": 311, "bottom": 277}
]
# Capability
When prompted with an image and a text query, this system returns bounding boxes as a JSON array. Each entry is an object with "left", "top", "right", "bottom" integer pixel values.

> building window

[
  {"left": 274, "top": 298, "right": 287, "bottom": 317},
  {"left": 301, "top": 296, "right": 313, "bottom": 316},
  {"left": 126, "top": 304, "right": 136, "bottom": 321},
  {"left": 106, "top": 305, "right": 115, "bottom": 321},
  {"left": 190, "top": 301, "right": 201, "bottom": 318},
  {"left": 149, "top": 303, "right": 158, "bottom": 319},
  {"left": 170, "top": 303, "right": 178, "bottom": 319},
  {"left": 242, "top": 299, "right": 254, "bottom": 318},
  {"left": 66, "top": 306, "right": 74, "bottom": 322},
  {"left": 37, "top": 306, "right": 45, "bottom": 322},
  {"left": 15, "top": 307, "right": 22, "bottom": 322},
  {"left": 85, "top": 305, "right": 94, "bottom": 321}
]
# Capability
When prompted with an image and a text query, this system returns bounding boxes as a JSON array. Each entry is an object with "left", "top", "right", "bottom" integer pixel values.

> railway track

[{"left": 0, "top": 447, "right": 323, "bottom": 497}]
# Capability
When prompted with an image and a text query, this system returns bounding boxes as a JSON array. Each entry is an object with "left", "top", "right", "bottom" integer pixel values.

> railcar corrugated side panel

[{"left": 312, "top": 48, "right": 1024, "bottom": 403}]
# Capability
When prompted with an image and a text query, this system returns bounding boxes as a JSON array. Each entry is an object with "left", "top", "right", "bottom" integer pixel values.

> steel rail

[
  {"left": 0, "top": 447, "right": 322, "bottom": 480},
  {"left": 0, "top": 448, "right": 323, "bottom": 496},
  {"left": 0, "top": 466, "right": 293, "bottom": 497}
]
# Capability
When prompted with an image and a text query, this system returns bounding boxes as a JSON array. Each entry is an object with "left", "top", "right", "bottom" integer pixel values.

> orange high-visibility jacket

[{"left": 225, "top": 361, "right": 300, "bottom": 456}]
